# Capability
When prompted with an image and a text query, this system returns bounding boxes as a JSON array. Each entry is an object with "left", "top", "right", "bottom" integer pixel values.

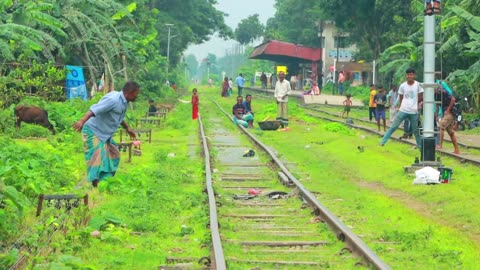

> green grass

[
  {"left": 201, "top": 86, "right": 480, "bottom": 269},
  {"left": 3, "top": 85, "right": 480, "bottom": 269}
]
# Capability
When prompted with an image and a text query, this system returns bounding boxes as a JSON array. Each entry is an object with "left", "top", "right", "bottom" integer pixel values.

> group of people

[
  {"left": 231, "top": 71, "right": 292, "bottom": 131},
  {"left": 232, "top": 94, "right": 254, "bottom": 128},
  {"left": 379, "top": 67, "right": 460, "bottom": 154},
  {"left": 220, "top": 73, "right": 248, "bottom": 98}
]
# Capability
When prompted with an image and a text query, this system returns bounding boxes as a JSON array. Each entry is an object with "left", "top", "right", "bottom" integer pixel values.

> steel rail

[
  {"left": 300, "top": 105, "right": 480, "bottom": 166},
  {"left": 245, "top": 86, "right": 480, "bottom": 152},
  {"left": 210, "top": 98, "right": 391, "bottom": 270},
  {"left": 299, "top": 104, "right": 480, "bottom": 151},
  {"left": 198, "top": 114, "right": 227, "bottom": 270}
]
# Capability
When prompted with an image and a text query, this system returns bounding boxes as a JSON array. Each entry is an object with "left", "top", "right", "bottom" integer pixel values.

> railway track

[
  {"left": 245, "top": 86, "right": 480, "bottom": 166},
  {"left": 300, "top": 104, "right": 480, "bottom": 166},
  {"left": 188, "top": 99, "right": 391, "bottom": 269}
]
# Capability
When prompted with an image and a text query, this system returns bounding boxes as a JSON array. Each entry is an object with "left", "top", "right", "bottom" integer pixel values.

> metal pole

[
  {"left": 421, "top": 15, "right": 436, "bottom": 162},
  {"left": 336, "top": 34, "right": 340, "bottom": 95},
  {"left": 165, "top": 23, "right": 173, "bottom": 82},
  {"left": 372, "top": 60, "right": 376, "bottom": 85}
]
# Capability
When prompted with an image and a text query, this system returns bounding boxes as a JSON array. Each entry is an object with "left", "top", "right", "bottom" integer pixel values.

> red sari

[
  {"left": 191, "top": 94, "right": 199, "bottom": 119},
  {"left": 221, "top": 81, "right": 229, "bottom": 97}
]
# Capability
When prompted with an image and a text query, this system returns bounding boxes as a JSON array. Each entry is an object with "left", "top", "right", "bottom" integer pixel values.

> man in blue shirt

[
  {"left": 233, "top": 95, "right": 253, "bottom": 128},
  {"left": 235, "top": 73, "right": 246, "bottom": 97},
  {"left": 73, "top": 81, "right": 140, "bottom": 187}
]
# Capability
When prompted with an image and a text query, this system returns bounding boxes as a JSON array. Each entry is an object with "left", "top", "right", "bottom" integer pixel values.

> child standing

[
  {"left": 148, "top": 99, "right": 157, "bottom": 116},
  {"left": 374, "top": 86, "right": 387, "bottom": 132},
  {"left": 342, "top": 94, "right": 352, "bottom": 118},
  {"left": 191, "top": 88, "right": 199, "bottom": 120}
]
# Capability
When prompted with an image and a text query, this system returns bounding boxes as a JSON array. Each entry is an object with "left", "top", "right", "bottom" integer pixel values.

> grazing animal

[{"left": 14, "top": 105, "right": 55, "bottom": 134}]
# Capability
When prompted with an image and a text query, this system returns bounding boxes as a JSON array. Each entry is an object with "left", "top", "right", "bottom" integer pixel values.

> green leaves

[
  {"left": 112, "top": 2, "right": 137, "bottom": 20},
  {"left": 235, "top": 14, "right": 265, "bottom": 45}
]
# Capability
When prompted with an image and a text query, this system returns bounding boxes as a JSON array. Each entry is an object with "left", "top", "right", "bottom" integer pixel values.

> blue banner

[{"left": 66, "top": 65, "right": 88, "bottom": 100}]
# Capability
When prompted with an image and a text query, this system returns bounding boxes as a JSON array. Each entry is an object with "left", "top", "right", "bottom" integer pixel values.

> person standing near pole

[
  {"left": 73, "top": 81, "right": 140, "bottom": 187},
  {"left": 387, "top": 85, "right": 398, "bottom": 123},
  {"left": 435, "top": 86, "right": 460, "bottom": 154},
  {"left": 380, "top": 68, "right": 423, "bottom": 148},
  {"left": 274, "top": 71, "right": 292, "bottom": 131}
]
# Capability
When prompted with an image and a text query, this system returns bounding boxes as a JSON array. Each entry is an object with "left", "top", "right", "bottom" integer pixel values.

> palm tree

[
  {"left": 0, "top": 1, "right": 65, "bottom": 64},
  {"left": 52, "top": 0, "right": 136, "bottom": 87}
]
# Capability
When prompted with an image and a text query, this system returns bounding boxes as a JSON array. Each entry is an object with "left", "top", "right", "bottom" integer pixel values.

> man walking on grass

[
  {"left": 380, "top": 68, "right": 423, "bottom": 149},
  {"left": 73, "top": 81, "right": 140, "bottom": 187},
  {"left": 435, "top": 86, "right": 460, "bottom": 154}
]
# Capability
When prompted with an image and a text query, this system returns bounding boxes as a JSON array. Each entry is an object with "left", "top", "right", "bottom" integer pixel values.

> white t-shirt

[
  {"left": 274, "top": 79, "right": 291, "bottom": 102},
  {"left": 398, "top": 81, "right": 423, "bottom": 114}
]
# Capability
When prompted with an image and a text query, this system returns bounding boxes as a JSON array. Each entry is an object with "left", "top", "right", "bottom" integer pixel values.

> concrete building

[{"left": 317, "top": 21, "right": 372, "bottom": 87}]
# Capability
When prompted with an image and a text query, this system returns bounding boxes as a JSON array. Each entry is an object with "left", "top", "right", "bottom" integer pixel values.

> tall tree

[
  {"left": 317, "top": 0, "right": 418, "bottom": 61},
  {"left": 235, "top": 14, "right": 264, "bottom": 45},
  {"left": 0, "top": 1, "right": 65, "bottom": 62}
]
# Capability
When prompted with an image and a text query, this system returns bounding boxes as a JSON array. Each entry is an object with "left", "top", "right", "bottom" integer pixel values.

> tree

[
  {"left": 264, "top": 0, "right": 322, "bottom": 46},
  {"left": 0, "top": 1, "right": 65, "bottom": 63},
  {"left": 235, "top": 14, "right": 264, "bottom": 45},
  {"left": 185, "top": 54, "right": 199, "bottom": 78},
  {"left": 317, "top": 0, "right": 418, "bottom": 61}
]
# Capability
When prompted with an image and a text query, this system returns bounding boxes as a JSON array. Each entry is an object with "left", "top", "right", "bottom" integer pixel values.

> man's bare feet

[{"left": 453, "top": 150, "right": 460, "bottom": 155}]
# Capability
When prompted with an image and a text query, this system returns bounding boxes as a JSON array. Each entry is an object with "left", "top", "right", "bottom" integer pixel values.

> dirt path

[{"left": 356, "top": 180, "right": 480, "bottom": 247}]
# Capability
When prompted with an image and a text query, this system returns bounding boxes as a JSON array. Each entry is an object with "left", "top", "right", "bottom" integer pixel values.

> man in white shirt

[
  {"left": 380, "top": 68, "right": 423, "bottom": 148},
  {"left": 274, "top": 71, "right": 292, "bottom": 131}
]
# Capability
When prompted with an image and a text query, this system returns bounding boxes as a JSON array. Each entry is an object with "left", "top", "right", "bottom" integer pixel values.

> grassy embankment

[{"left": 208, "top": 86, "right": 480, "bottom": 270}]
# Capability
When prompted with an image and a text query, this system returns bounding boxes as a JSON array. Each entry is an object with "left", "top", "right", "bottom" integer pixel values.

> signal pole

[{"left": 420, "top": 14, "right": 437, "bottom": 164}]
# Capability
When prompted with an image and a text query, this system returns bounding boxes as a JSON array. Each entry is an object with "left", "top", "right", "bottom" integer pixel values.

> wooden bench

[
  {"left": 117, "top": 142, "right": 133, "bottom": 162},
  {"left": 145, "top": 109, "right": 167, "bottom": 119},
  {"left": 137, "top": 118, "right": 161, "bottom": 127},
  {"left": 120, "top": 128, "right": 152, "bottom": 143}
]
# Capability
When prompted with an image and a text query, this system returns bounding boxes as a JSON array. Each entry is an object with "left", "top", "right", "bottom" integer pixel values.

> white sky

[{"left": 184, "top": 0, "right": 276, "bottom": 60}]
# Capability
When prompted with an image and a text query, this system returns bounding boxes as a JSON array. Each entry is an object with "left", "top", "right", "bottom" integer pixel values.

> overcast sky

[{"left": 184, "top": 0, "right": 276, "bottom": 60}]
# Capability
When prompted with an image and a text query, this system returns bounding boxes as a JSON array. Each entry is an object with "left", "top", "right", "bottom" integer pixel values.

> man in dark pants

[{"left": 435, "top": 87, "right": 460, "bottom": 154}]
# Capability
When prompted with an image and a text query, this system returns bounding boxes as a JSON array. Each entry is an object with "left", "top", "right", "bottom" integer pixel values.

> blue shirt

[
  {"left": 85, "top": 91, "right": 128, "bottom": 142},
  {"left": 235, "top": 76, "right": 245, "bottom": 87},
  {"left": 242, "top": 101, "right": 252, "bottom": 114}
]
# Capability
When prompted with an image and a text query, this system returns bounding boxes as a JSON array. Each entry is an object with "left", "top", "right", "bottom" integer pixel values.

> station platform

[{"left": 245, "top": 86, "right": 364, "bottom": 107}]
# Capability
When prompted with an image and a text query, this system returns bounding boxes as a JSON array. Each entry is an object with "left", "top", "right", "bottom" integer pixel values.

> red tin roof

[{"left": 249, "top": 40, "right": 322, "bottom": 62}]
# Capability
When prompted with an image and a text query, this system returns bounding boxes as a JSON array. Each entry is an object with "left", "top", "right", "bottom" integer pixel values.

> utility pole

[
  {"left": 165, "top": 23, "right": 173, "bottom": 83},
  {"left": 421, "top": 14, "right": 437, "bottom": 163},
  {"left": 335, "top": 34, "right": 340, "bottom": 95},
  {"left": 316, "top": 21, "right": 325, "bottom": 88}
]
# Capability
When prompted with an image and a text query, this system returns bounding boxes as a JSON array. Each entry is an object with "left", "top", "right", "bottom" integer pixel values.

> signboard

[
  {"left": 276, "top": 66, "right": 287, "bottom": 74},
  {"left": 66, "top": 65, "right": 88, "bottom": 100}
]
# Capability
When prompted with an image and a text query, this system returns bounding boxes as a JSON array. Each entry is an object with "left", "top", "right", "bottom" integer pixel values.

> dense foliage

[
  {"left": 0, "top": 0, "right": 232, "bottom": 102},
  {"left": 256, "top": 0, "right": 480, "bottom": 110}
]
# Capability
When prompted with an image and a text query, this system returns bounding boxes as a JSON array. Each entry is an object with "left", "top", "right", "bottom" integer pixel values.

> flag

[{"left": 66, "top": 65, "right": 88, "bottom": 100}]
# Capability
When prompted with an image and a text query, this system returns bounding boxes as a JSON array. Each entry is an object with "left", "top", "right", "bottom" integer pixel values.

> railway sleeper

[
  {"left": 228, "top": 258, "right": 323, "bottom": 266},
  {"left": 229, "top": 240, "right": 331, "bottom": 247}
]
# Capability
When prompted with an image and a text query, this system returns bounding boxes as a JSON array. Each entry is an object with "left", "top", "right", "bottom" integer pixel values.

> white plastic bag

[{"left": 413, "top": 166, "right": 440, "bottom": 185}]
